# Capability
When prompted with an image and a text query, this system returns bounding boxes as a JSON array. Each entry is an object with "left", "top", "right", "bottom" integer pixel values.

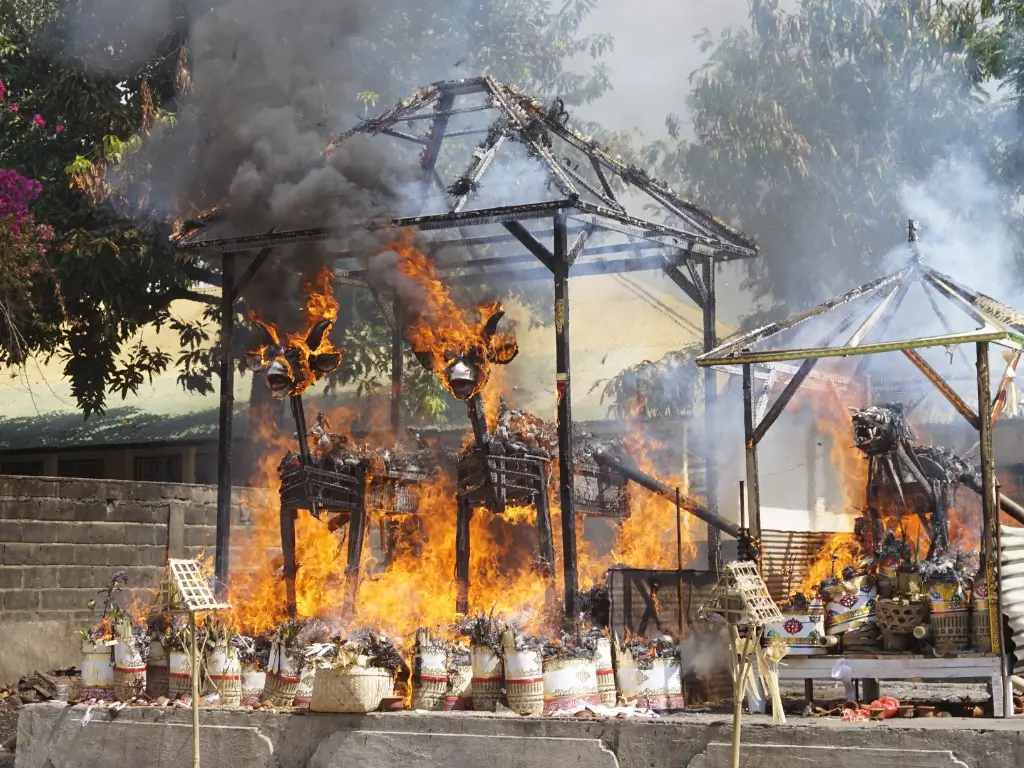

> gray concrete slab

[{"left": 15, "top": 703, "right": 1024, "bottom": 768}]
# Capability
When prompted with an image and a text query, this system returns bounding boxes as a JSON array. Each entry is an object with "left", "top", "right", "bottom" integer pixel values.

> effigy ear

[
  {"left": 414, "top": 349, "right": 441, "bottom": 372},
  {"left": 488, "top": 333, "right": 519, "bottom": 365}
]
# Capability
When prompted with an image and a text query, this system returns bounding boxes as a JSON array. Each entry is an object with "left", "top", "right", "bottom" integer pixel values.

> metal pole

[
  {"left": 676, "top": 486, "right": 685, "bottom": 639},
  {"left": 190, "top": 610, "right": 200, "bottom": 768},
  {"left": 554, "top": 212, "right": 579, "bottom": 620},
  {"left": 391, "top": 295, "right": 404, "bottom": 438},
  {"left": 742, "top": 364, "right": 762, "bottom": 540},
  {"left": 214, "top": 253, "right": 236, "bottom": 596},
  {"left": 702, "top": 257, "right": 722, "bottom": 571}
]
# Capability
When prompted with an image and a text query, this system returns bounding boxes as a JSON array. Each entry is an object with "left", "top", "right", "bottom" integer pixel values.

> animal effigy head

[
  {"left": 411, "top": 303, "right": 518, "bottom": 401},
  {"left": 245, "top": 317, "right": 342, "bottom": 399},
  {"left": 849, "top": 403, "right": 912, "bottom": 456}
]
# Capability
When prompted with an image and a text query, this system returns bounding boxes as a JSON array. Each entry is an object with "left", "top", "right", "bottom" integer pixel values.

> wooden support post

[
  {"left": 554, "top": 212, "right": 579, "bottom": 619},
  {"left": 742, "top": 364, "right": 762, "bottom": 540},
  {"left": 703, "top": 257, "right": 722, "bottom": 571},
  {"left": 214, "top": 252, "right": 236, "bottom": 595},
  {"left": 190, "top": 610, "right": 200, "bottom": 768}
]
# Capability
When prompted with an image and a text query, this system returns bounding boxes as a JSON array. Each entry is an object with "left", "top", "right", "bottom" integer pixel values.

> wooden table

[{"left": 747, "top": 653, "right": 1013, "bottom": 717}]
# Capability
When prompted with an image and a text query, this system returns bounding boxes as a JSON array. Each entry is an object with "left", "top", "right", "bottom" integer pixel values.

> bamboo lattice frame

[
  {"left": 151, "top": 559, "right": 230, "bottom": 615},
  {"left": 699, "top": 561, "right": 783, "bottom": 628}
]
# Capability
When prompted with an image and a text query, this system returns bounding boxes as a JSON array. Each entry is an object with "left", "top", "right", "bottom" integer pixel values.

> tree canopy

[
  {"left": 641, "top": 0, "right": 1016, "bottom": 325},
  {"left": 0, "top": 0, "right": 615, "bottom": 419}
]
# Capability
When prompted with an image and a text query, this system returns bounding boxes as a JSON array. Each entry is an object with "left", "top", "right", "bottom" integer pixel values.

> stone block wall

[{"left": 0, "top": 475, "right": 270, "bottom": 684}]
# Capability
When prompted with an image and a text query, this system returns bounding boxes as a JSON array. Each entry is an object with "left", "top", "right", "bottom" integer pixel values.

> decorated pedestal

[
  {"left": 241, "top": 665, "right": 266, "bottom": 707},
  {"left": 824, "top": 576, "right": 878, "bottom": 636},
  {"left": 262, "top": 644, "right": 302, "bottom": 707},
  {"left": 113, "top": 639, "right": 147, "bottom": 701},
  {"left": 205, "top": 645, "right": 242, "bottom": 706},
  {"left": 471, "top": 645, "right": 503, "bottom": 712},
  {"left": 444, "top": 662, "right": 472, "bottom": 711},
  {"left": 764, "top": 599, "right": 827, "bottom": 656},
  {"left": 927, "top": 581, "right": 970, "bottom": 653},
  {"left": 81, "top": 641, "right": 115, "bottom": 700},
  {"left": 542, "top": 657, "right": 601, "bottom": 714},
  {"left": 504, "top": 647, "right": 544, "bottom": 716},
  {"left": 168, "top": 649, "right": 193, "bottom": 699},
  {"left": 970, "top": 578, "right": 991, "bottom": 653},
  {"left": 592, "top": 636, "right": 616, "bottom": 707},
  {"left": 412, "top": 646, "right": 449, "bottom": 712},
  {"left": 146, "top": 638, "right": 169, "bottom": 699}
]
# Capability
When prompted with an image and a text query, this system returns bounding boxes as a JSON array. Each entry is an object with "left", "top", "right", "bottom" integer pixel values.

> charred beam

[
  {"left": 663, "top": 261, "right": 704, "bottom": 308},
  {"left": 701, "top": 256, "right": 721, "bottom": 571},
  {"left": 752, "top": 357, "right": 817, "bottom": 444},
  {"left": 591, "top": 449, "right": 742, "bottom": 539},
  {"left": 503, "top": 220, "right": 557, "bottom": 273},
  {"left": 742, "top": 364, "right": 762, "bottom": 539},
  {"left": 230, "top": 246, "right": 275, "bottom": 302},
  {"left": 960, "top": 474, "right": 1024, "bottom": 527},
  {"left": 902, "top": 348, "right": 980, "bottom": 430}
]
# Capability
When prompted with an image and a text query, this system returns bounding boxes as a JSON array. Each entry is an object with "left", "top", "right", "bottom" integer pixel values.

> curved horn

[
  {"left": 306, "top": 319, "right": 333, "bottom": 352},
  {"left": 482, "top": 309, "right": 505, "bottom": 339},
  {"left": 413, "top": 350, "right": 440, "bottom": 372}
]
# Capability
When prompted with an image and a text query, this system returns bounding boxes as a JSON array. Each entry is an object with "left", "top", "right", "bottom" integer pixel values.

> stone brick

[
  {"left": 40, "top": 588, "right": 93, "bottom": 611},
  {"left": 71, "top": 501, "right": 109, "bottom": 522},
  {"left": 122, "top": 524, "right": 163, "bottom": 546},
  {"left": 103, "top": 545, "right": 166, "bottom": 567},
  {"left": 2, "top": 476, "right": 59, "bottom": 497},
  {"left": 3, "top": 542, "right": 74, "bottom": 566},
  {"left": 0, "top": 566, "right": 23, "bottom": 589},
  {"left": 56, "top": 566, "right": 103, "bottom": 589},
  {"left": 56, "top": 479, "right": 105, "bottom": 502},
  {"left": 82, "top": 523, "right": 125, "bottom": 545},
  {"left": 23, "top": 566, "right": 55, "bottom": 589},
  {"left": 20, "top": 520, "right": 67, "bottom": 544},
  {"left": 128, "top": 482, "right": 180, "bottom": 502},
  {"left": 190, "top": 486, "right": 217, "bottom": 505},
  {"left": 186, "top": 526, "right": 215, "bottom": 548},
  {"left": 0, "top": 520, "right": 23, "bottom": 541},
  {"left": 1, "top": 589, "right": 39, "bottom": 610},
  {"left": 185, "top": 506, "right": 216, "bottom": 527},
  {"left": 105, "top": 503, "right": 165, "bottom": 524},
  {"left": 0, "top": 500, "right": 36, "bottom": 520},
  {"left": 73, "top": 544, "right": 114, "bottom": 566}
]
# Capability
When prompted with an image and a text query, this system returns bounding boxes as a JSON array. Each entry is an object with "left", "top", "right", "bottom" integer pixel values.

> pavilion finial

[{"left": 908, "top": 219, "right": 921, "bottom": 262}]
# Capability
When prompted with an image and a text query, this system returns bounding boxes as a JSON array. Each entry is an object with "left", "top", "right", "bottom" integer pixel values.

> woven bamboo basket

[
  {"left": 205, "top": 646, "right": 242, "bottom": 706},
  {"left": 309, "top": 665, "right": 394, "bottom": 713},
  {"left": 877, "top": 598, "right": 929, "bottom": 652},
  {"left": 262, "top": 671, "right": 300, "bottom": 707},
  {"left": 933, "top": 608, "right": 970, "bottom": 653},
  {"left": 146, "top": 639, "right": 169, "bottom": 699},
  {"left": 113, "top": 640, "right": 147, "bottom": 701},
  {"left": 444, "top": 664, "right": 472, "bottom": 711}
]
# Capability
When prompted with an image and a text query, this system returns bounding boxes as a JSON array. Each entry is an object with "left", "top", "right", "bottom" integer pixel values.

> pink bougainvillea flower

[
  {"left": 32, "top": 114, "right": 45, "bottom": 128},
  {"left": 0, "top": 78, "right": 6, "bottom": 101},
  {"left": 55, "top": 124, "right": 64, "bottom": 134},
  {"left": 9, "top": 103, "right": 18, "bottom": 112}
]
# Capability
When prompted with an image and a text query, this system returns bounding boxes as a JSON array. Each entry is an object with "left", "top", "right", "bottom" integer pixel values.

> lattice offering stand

[
  {"left": 699, "top": 562, "right": 785, "bottom": 768},
  {"left": 151, "top": 559, "right": 230, "bottom": 768}
]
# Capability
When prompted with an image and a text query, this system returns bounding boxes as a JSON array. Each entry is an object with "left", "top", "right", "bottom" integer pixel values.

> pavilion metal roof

[{"left": 172, "top": 76, "right": 756, "bottom": 298}]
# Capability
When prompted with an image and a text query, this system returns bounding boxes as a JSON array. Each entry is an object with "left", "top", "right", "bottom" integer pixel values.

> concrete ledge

[{"left": 16, "top": 703, "right": 1024, "bottom": 768}]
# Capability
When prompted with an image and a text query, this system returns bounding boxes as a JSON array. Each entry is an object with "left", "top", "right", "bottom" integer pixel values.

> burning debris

[{"left": 617, "top": 635, "right": 681, "bottom": 669}]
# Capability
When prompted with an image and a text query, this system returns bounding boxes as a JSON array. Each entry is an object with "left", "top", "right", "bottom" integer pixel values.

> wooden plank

[
  {"left": 776, "top": 655, "right": 1002, "bottom": 681},
  {"left": 608, "top": 568, "right": 719, "bottom": 640}
]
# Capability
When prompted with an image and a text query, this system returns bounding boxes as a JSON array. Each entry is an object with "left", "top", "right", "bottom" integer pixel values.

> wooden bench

[{"left": 747, "top": 654, "right": 1014, "bottom": 718}]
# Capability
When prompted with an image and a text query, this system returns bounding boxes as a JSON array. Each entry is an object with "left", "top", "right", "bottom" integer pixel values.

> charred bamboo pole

[
  {"left": 959, "top": 474, "right": 1024, "bottom": 527},
  {"left": 290, "top": 395, "right": 311, "bottom": 464},
  {"left": 976, "top": 342, "right": 1005, "bottom": 665},
  {"left": 214, "top": 252, "right": 236, "bottom": 595},
  {"left": 554, "top": 212, "right": 579, "bottom": 620},
  {"left": 702, "top": 257, "right": 723, "bottom": 572},
  {"left": 455, "top": 495, "right": 471, "bottom": 614},
  {"left": 676, "top": 486, "right": 685, "bottom": 639},
  {"left": 742, "top": 364, "right": 762, "bottom": 541},
  {"left": 391, "top": 295, "right": 404, "bottom": 438},
  {"left": 903, "top": 348, "right": 980, "bottom": 430},
  {"left": 592, "top": 449, "right": 742, "bottom": 538},
  {"left": 280, "top": 506, "right": 298, "bottom": 619}
]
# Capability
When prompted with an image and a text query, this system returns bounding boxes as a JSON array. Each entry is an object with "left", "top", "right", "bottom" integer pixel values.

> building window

[
  {"left": 58, "top": 459, "right": 105, "bottom": 479},
  {"left": 135, "top": 455, "right": 183, "bottom": 483},
  {"left": 194, "top": 453, "right": 217, "bottom": 485},
  {"left": 1, "top": 460, "right": 45, "bottom": 476}
]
